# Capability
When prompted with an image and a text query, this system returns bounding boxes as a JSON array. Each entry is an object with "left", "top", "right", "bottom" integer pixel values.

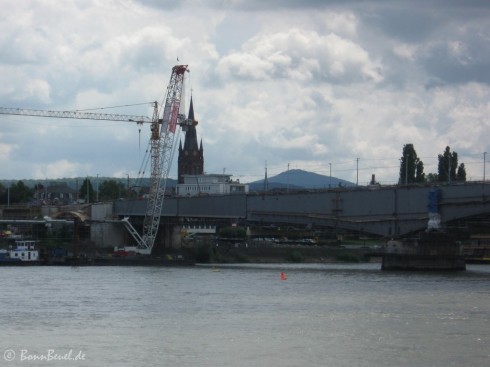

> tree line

[
  {"left": 399, "top": 144, "right": 466, "bottom": 184},
  {"left": 0, "top": 178, "right": 135, "bottom": 205}
]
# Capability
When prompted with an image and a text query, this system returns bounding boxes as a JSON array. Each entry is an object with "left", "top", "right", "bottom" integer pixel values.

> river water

[{"left": 0, "top": 263, "right": 489, "bottom": 367}]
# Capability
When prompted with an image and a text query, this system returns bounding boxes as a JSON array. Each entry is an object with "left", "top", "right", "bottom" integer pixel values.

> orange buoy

[{"left": 280, "top": 272, "right": 287, "bottom": 280}]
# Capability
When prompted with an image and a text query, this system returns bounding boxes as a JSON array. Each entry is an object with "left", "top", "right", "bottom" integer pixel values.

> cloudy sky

[{"left": 1, "top": 0, "right": 490, "bottom": 185}]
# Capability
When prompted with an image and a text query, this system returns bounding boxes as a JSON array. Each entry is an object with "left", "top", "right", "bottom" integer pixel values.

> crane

[{"left": 0, "top": 64, "right": 190, "bottom": 255}]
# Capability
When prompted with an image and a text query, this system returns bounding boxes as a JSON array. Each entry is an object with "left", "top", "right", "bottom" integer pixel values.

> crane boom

[
  {"left": 136, "top": 64, "right": 188, "bottom": 253},
  {"left": 0, "top": 107, "right": 152, "bottom": 124},
  {"left": 0, "top": 64, "right": 190, "bottom": 256}
]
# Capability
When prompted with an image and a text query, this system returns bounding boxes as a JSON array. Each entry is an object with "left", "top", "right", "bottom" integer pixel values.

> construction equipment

[{"left": 0, "top": 64, "right": 190, "bottom": 255}]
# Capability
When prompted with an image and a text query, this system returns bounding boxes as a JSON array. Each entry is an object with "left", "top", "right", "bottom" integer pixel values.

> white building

[{"left": 176, "top": 174, "right": 248, "bottom": 197}]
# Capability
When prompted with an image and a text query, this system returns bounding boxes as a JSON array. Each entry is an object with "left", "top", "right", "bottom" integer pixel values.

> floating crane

[{"left": 0, "top": 64, "right": 190, "bottom": 255}]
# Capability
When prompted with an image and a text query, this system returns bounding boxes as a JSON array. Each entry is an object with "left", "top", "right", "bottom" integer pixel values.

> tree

[
  {"left": 457, "top": 163, "right": 467, "bottom": 181},
  {"left": 399, "top": 144, "right": 425, "bottom": 184},
  {"left": 79, "top": 178, "right": 95, "bottom": 203},
  {"left": 0, "top": 181, "right": 34, "bottom": 204},
  {"left": 426, "top": 173, "right": 439, "bottom": 183},
  {"left": 99, "top": 179, "right": 126, "bottom": 201},
  {"left": 438, "top": 146, "right": 466, "bottom": 182},
  {"left": 415, "top": 160, "right": 425, "bottom": 183}
]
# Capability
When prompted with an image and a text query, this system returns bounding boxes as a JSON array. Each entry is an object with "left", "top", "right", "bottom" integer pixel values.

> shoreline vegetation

[{"left": 194, "top": 242, "right": 382, "bottom": 264}]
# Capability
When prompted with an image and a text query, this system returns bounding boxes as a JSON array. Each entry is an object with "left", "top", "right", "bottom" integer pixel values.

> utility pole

[
  {"left": 448, "top": 154, "right": 451, "bottom": 184},
  {"left": 264, "top": 161, "right": 268, "bottom": 192},
  {"left": 329, "top": 162, "right": 332, "bottom": 188},
  {"left": 287, "top": 163, "right": 290, "bottom": 193},
  {"left": 484, "top": 152, "right": 487, "bottom": 182},
  {"left": 405, "top": 154, "right": 408, "bottom": 185},
  {"left": 356, "top": 158, "right": 359, "bottom": 186},
  {"left": 96, "top": 174, "right": 99, "bottom": 202}
]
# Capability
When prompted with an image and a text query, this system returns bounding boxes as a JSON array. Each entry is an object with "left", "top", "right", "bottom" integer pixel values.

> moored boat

[{"left": 0, "top": 240, "right": 42, "bottom": 265}]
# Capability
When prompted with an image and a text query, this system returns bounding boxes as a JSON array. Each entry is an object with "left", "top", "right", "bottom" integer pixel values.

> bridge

[{"left": 114, "top": 182, "right": 490, "bottom": 237}]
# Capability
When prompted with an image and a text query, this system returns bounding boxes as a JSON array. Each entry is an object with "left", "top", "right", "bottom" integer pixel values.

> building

[
  {"left": 34, "top": 182, "right": 77, "bottom": 205},
  {"left": 176, "top": 174, "right": 248, "bottom": 196},
  {"left": 178, "top": 96, "right": 204, "bottom": 184}
]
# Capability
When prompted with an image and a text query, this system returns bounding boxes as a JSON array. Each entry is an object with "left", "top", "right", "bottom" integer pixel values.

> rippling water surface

[{"left": 1, "top": 263, "right": 489, "bottom": 366}]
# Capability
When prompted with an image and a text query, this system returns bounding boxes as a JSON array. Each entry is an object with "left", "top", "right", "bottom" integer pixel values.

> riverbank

[{"left": 201, "top": 244, "right": 382, "bottom": 264}]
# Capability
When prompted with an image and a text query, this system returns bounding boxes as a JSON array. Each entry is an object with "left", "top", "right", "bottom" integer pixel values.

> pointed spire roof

[
  {"left": 183, "top": 96, "right": 199, "bottom": 151},
  {"left": 188, "top": 95, "right": 195, "bottom": 121}
]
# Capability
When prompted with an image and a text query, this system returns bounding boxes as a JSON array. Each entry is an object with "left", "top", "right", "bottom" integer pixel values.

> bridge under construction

[{"left": 111, "top": 181, "right": 490, "bottom": 241}]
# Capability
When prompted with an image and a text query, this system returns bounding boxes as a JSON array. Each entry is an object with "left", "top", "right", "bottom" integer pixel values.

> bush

[
  {"left": 336, "top": 253, "right": 360, "bottom": 263},
  {"left": 195, "top": 244, "right": 211, "bottom": 263},
  {"left": 219, "top": 227, "right": 247, "bottom": 238},
  {"left": 287, "top": 250, "right": 303, "bottom": 263},
  {"left": 234, "top": 252, "right": 250, "bottom": 263}
]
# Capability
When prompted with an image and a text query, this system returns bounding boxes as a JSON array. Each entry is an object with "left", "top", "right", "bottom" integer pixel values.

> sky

[{"left": 1, "top": 0, "right": 490, "bottom": 185}]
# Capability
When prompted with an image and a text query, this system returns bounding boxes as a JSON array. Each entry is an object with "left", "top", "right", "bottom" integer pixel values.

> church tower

[{"left": 178, "top": 96, "right": 204, "bottom": 183}]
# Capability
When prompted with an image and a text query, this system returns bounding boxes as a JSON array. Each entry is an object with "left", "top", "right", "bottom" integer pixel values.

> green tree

[
  {"left": 79, "top": 178, "right": 95, "bottom": 203},
  {"left": 415, "top": 160, "right": 425, "bottom": 183},
  {"left": 2, "top": 181, "right": 34, "bottom": 204},
  {"left": 219, "top": 227, "right": 247, "bottom": 238},
  {"left": 457, "top": 162, "right": 467, "bottom": 181},
  {"left": 426, "top": 173, "right": 439, "bottom": 183},
  {"left": 99, "top": 179, "right": 126, "bottom": 201},
  {"left": 0, "top": 183, "right": 5, "bottom": 204},
  {"left": 438, "top": 146, "right": 466, "bottom": 182},
  {"left": 399, "top": 144, "right": 425, "bottom": 184}
]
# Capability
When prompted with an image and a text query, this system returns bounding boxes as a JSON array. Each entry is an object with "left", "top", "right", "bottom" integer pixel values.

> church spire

[
  {"left": 188, "top": 95, "right": 195, "bottom": 121},
  {"left": 183, "top": 96, "right": 199, "bottom": 151},
  {"left": 177, "top": 95, "right": 204, "bottom": 184}
]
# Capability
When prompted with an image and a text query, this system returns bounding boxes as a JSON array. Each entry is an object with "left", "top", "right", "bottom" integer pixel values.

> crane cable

[{"left": 74, "top": 102, "right": 154, "bottom": 112}]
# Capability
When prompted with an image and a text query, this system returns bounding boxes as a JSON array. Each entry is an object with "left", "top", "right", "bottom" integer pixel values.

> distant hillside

[{"left": 247, "top": 169, "right": 354, "bottom": 191}]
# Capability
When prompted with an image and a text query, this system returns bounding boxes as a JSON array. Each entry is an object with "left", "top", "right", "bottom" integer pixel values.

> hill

[{"left": 247, "top": 169, "right": 354, "bottom": 191}]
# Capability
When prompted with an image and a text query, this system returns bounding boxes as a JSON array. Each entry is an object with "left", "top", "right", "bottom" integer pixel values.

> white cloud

[
  {"left": 33, "top": 159, "right": 91, "bottom": 180},
  {"left": 218, "top": 28, "right": 383, "bottom": 83},
  {"left": 0, "top": 142, "right": 16, "bottom": 161}
]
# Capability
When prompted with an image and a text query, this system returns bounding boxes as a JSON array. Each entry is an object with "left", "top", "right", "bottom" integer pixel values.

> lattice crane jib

[{"left": 140, "top": 65, "right": 188, "bottom": 253}]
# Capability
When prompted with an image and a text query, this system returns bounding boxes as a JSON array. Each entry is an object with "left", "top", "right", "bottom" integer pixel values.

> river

[{"left": 1, "top": 263, "right": 489, "bottom": 366}]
